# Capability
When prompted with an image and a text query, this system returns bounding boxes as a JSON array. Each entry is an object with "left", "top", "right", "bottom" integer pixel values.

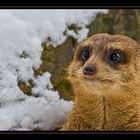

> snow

[{"left": 0, "top": 9, "right": 108, "bottom": 130}]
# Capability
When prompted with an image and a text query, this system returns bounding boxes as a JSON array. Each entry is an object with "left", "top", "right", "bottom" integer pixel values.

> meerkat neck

[{"left": 71, "top": 92, "right": 140, "bottom": 131}]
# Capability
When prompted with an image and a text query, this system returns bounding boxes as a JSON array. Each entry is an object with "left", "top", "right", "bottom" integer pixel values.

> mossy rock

[
  {"left": 18, "top": 80, "right": 32, "bottom": 96},
  {"left": 110, "top": 9, "right": 139, "bottom": 40},
  {"left": 34, "top": 43, "right": 56, "bottom": 76},
  {"left": 88, "top": 9, "right": 140, "bottom": 42},
  {"left": 51, "top": 66, "right": 75, "bottom": 101},
  {"left": 51, "top": 37, "right": 76, "bottom": 100},
  {"left": 18, "top": 10, "right": 140, "bottom": 100},
  {"left": 18, "top": 36, "right": 76, "bottom": 100},
  {"left": 67, "top": 23, "right": 81, "bottom": 34},
  {"left": 88, "top": 12, "right": 114, "bottom": 36}
]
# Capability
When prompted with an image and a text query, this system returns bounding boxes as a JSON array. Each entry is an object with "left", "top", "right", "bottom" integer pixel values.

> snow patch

[{"left": 0, "top": 10, "right": 108, "bottom": 130}]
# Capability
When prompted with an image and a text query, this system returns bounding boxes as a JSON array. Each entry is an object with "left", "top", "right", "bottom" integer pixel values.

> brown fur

[{"left": 61, "top": 33, "right": 140, "bottom": 131}]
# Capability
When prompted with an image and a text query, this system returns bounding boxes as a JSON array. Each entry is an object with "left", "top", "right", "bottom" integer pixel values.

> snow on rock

[
  {"left": 32, "top": 72, "right": 54, "bottom": 96},
  {"left": 0, "top": 72, "right": 73, "bottom": 131},
  {"left": 0, "top": 10, "right": 108, "bottom": 130}
]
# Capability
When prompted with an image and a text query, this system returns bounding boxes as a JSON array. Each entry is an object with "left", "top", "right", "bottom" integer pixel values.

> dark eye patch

[
  {"left": 106, "top": 49, "right": 127, "bottom": 67},
  {"left": 78, "top": 47, "right": 91, "bottom": 61}
]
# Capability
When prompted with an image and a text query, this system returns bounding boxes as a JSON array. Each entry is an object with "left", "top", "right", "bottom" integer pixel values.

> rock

[{"left": 19, "top": 9, "right": 140, "bottom": 101}]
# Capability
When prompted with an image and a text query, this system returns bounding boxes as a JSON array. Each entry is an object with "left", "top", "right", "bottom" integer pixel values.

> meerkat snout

[{"left": 83, "top": 65, "right": 96, "bottom": 75}]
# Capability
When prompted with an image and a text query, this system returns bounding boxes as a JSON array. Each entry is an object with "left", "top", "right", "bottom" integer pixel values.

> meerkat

[{"left": 61, "top": 33, "right": 140, "bottom": 131}]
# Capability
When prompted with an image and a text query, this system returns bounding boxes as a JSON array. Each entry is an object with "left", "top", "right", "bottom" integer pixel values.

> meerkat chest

[
  {"left": 97, "top": 98, "right": 140, "bottom": 131},
  {"left": 75, "top": 96, "right": 140, "bottom": 131}
]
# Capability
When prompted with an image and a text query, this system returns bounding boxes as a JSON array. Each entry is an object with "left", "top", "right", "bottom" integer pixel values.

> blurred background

[{"left": 19, "top": 9, "right": 140, "bottom": 101}]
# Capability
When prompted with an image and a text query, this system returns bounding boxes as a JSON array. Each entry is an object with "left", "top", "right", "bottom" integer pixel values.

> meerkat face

[{"left": 68, "top": 34, "right": 140, "bottom": 95}]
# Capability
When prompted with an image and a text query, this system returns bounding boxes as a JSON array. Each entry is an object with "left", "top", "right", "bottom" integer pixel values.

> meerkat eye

[
  {"left": 107, "top": 50, "right": 125, "bottom": 65},
  {"left": 80, "top": 48, "right": 90, "bottom": 61},
  {"left": 109, "top": 53, "right": 121, "bottom": 62}
]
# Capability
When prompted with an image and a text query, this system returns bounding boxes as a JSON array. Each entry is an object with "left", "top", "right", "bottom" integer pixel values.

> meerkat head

[{"left": 68, "top": 33, "right": 140, "bottom": 96}]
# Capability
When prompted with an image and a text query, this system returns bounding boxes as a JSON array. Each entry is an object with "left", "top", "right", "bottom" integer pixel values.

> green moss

[
  {"left": 50, "top": 37, "right": 75, "bottom": 100},
  {"left": 51, "top": 66, "right": 74, "bottom": 101},
  {"left": 41, "top": 44, "right": 55, "bottom": 62},
  {"left": 18, "top": 80, "right": 32, "bottom": 96},
  {"left": 33, "top": 68, "right": 43, "bottom": 77},
  {"left": 20, "top": 37, "right": 75, "bottom": 100},
  {"left": 67, "top": 23, "right": 81, "bottom": 34},
  {"left": 34, "top": 43, "right": 56, "bottom": 77},
  {"left": 28, "top": 79, "right": 34, "bottom": 87}
]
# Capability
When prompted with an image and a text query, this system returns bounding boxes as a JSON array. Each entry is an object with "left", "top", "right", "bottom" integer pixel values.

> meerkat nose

[{"left": 83, "top": 65, "right": 96, "bottom": 75}]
